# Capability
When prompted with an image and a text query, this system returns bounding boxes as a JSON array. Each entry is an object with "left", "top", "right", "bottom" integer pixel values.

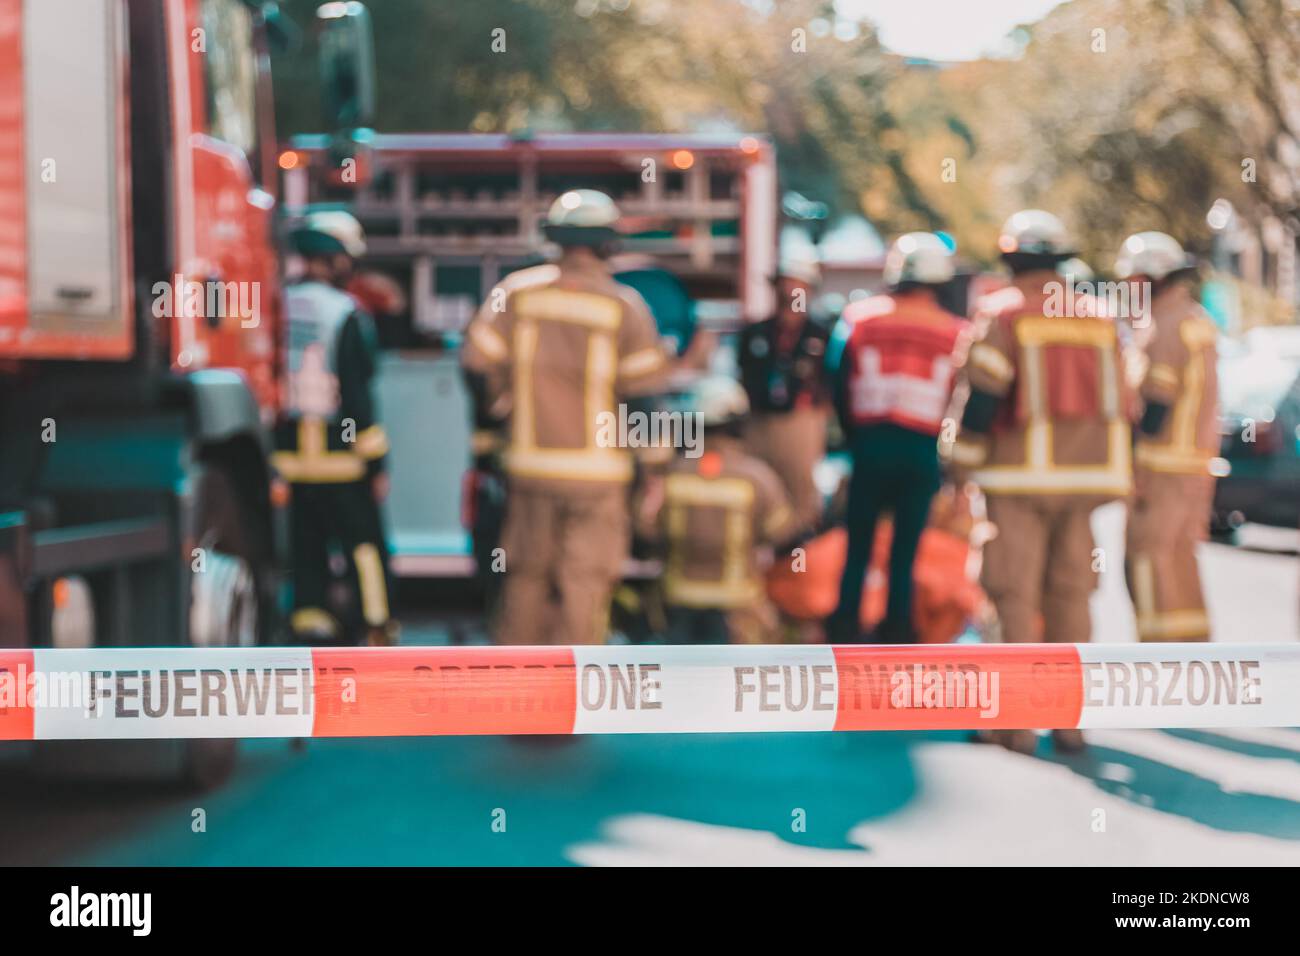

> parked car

[{"left": 1213, "top": 326, "right": 1300, "bottom": 533}]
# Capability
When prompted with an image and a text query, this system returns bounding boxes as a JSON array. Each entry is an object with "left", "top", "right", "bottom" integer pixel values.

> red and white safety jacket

[{"left": 831, "top": 292, "right": 966, "bottom": 436}]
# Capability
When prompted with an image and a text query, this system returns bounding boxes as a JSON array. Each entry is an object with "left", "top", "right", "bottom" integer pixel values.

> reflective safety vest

[
  {"left": 1135, "top": 301, "right": 1219, "bottom": 476},
  {"left": 945, "top": 284, "right": 1133, "bottom": 500},
  {"left": 647, "top": 443, "right": 796, "bottom": 610},
  {"left": 273, "top": 280, "right": 389, "bottom": 483},
  {"left": 460, "top": 256, "right": 669, "bottom": 492},
  {"left": 830, "top": 293, "right": 965, "bottom": 435}
]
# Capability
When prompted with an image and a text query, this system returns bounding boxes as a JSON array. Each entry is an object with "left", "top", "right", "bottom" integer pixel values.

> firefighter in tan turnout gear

[
  {"left": 1115, "top": 232, "right": 1219, "bottom": 642},
  {"left": 461, "top": 190, "right": 670, "bottom": 645},
  {"left": 275, "top": 211, "right": 395, "bottom": 646},
  {"left": 635, "top": 377, "right": 799, "bottom": 644},
  {"left": 945, "top": 210, "right": 1133, "bottom": 754}
]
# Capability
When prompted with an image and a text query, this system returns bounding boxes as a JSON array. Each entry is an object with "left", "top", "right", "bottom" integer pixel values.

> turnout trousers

[
  {"left": 495, "top": 484, "right": 630, "bottom": 645},
  {"left": 664, "top": 601, "right": 778, "bottom": 645},
  {"left": 1125, "top": 470, "right": 1213, "bottom": 641},
  {"left": 745, "top": 406, "right": 828, "bottom": 534},
  {"left": 289, "top": 480, "right": 392, "bottom": 641},
  {"left": 981, "top": 495, "right": 1098, "bottom": 644}
]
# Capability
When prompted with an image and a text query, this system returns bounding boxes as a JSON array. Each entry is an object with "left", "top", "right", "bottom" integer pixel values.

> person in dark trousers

[
  {"left": 825, "top": 233, "right": 965, "bottom": 643},
  {"left": 274, "top": 211, "right": 396, "bottom": 646}
]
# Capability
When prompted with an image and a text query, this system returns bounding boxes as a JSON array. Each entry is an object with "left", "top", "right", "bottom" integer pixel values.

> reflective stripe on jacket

[
  {"left": 1135, "top": 298, "right": 1219, "bottom": 476},
  {"left": 460, "top": 255, "right": 670, "bottom": 492},
  {"left": 945, "top": 281, "right": 1133, "bottom": 500},
  {"left": 274, "top": 280, "right": 388, "bottom": 483},
  {"left": 830, "top": 292, "right": 965, "bottom": 436}
]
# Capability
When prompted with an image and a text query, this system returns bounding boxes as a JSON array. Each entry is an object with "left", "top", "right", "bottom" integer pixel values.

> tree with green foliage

[{"left": 271, "top": 0, "right": 955, "bottom": 233}]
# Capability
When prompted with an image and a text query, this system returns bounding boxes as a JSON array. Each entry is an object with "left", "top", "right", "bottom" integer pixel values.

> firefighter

[
  {"left": 1115, "top": 232, "right": 1219, "bottom": 641},
  {"left": 825, "top": 232, "right": 966, "bottom": 643},
  {"left": 460, "top": 190, "right": 670, "bottom": 646},
  {"left": 274, "top": 211, "right": 395, "bottom": 646},
  {"left": 944, "top": 210, "right": 1132, "bottom": 754},
  {"left": 635, "top": 376, "right": 798, "bottom": 643},
  {"left": 738, "top": 252, "right": 832, "bottom": 534}
]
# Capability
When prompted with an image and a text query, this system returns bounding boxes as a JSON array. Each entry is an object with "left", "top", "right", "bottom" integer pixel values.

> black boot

[
  {"left": 874, "top": 616, "right": 918, "bottom": 645},
  {"left": 823, "top": 611, "right": 863, "bottom": 644}
]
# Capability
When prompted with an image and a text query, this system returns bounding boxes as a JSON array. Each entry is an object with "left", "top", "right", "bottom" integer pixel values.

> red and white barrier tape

[{"left": 0, "top": 644, "right": 1296, "bottom": 740}]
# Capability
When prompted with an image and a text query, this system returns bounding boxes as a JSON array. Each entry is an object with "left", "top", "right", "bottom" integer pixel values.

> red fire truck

[
  {"left": 0, "top": 0, "right": 374, "bottom": 787},
  {"left": 279, "top": 132, "right": 779, "bottom": 577}
]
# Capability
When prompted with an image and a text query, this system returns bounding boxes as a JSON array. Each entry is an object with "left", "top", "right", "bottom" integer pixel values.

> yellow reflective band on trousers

[
  {"left": 1131, "top": 554, "right": 1209, "bottom": 640},
  {"left": 353, "top": 543, "right": 389, "bottom": 627},
  {"left": 291, "top": 607, "right": 339, "bottom": 637}
]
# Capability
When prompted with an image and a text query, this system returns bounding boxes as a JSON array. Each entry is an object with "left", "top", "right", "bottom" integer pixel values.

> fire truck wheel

[
  {"left": 192, "top": 462, "right": 269, "bottom": 644},
  {"left": 180, "top": 464, "right": 265, "bottom": 792},
  {"left": 181, "top": 738, "right": 238, "bottom": 793}
]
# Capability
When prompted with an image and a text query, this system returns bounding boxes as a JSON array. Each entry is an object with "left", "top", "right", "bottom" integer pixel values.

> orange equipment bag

[{"left": 766, "top": 488, "right": 988, "bottom": 643}]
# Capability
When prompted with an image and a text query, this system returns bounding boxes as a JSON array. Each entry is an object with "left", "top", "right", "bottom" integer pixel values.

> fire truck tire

[{"left": 180, "top": 463, "right": 265, "bottom": 792}]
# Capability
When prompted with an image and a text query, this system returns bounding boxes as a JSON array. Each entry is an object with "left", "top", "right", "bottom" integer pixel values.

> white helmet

[
  {"left": 544, "top": 189, "right": 621, "bottom": 245},
  {"left": 884, "top": 231, "right": 955, "bottom": 287},
  {"left": 292, "top": 209, "right": 367, "bottom": 258},
  {"left": 693, "top": 375, "right": 750, "bottom": 428},
  {"left": 1057, "top": 257, "right": 1095, "bottom": 282},
  {"left": 1114, "top": 231, "right": 1196, "bottom": 280},
  {"left": 997, "top": 209, "right": 1073, "bottom": 258},
  {"left": 778, "top": 251, "right": 822, "bottom": 286}
]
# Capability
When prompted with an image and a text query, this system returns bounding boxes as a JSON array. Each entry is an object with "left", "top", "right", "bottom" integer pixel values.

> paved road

[{"left": 1, "top": 510, "right": 1296, "bottom": 866}]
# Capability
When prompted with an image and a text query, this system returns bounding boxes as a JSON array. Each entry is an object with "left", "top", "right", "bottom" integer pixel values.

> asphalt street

[{"left": 1, "top": 506, "right": 1296, "bottom": 866}]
